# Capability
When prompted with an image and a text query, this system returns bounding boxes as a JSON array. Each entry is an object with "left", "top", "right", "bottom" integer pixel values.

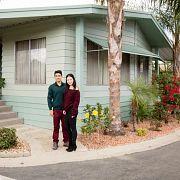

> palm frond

[
  {"left": 127, "top": 77, "right": 158, "bottom": 106},
  {"left": 96, "top": 0, "right": 106, "bottom": 5},
  {"left": 155, "top": 7, "right": 176, "bottom": 34},
  {"left": 151, "top": 0, "right": 180, "bottom": 17}
]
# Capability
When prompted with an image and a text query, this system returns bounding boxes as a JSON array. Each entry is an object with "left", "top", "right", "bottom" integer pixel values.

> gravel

[{"left": 78, "top": 117, "right": 180, "bottom": 149}]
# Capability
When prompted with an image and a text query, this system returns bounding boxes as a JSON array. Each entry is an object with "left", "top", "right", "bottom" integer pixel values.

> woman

[{"left": 63, "top": 74, "right": 80, "bottom": 152}]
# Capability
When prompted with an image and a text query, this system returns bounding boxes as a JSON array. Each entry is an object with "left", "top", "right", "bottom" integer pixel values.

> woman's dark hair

[
  {"left": 54, "top": 70, "right": 62, "bottom": 76},
  {"left": 66, "top": 73, "right": 76, "bottom": 89}
]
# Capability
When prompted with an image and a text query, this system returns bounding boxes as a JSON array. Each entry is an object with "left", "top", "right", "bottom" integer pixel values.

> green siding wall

[
  {"left": 2, "top": 17, "right": 68, "bottom": 129},
  {"left": 1, "top": 16, "right": 153, "bottom": 130}
]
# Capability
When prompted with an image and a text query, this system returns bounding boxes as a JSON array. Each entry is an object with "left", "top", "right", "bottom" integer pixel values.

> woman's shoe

[
  {"left": 66, "top": 144, "right": 77, "bottom": 152},
  {"left": 66, "top": 146, "right": 74, "bottom": 152},
  {"left": 73, "top": 145, "right": 77, "bottom": 151}
]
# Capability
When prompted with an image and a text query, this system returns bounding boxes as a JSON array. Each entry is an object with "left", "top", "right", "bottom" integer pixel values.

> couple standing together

[{"left": 47, "top": 70, "right": 80, "bottom": 152}]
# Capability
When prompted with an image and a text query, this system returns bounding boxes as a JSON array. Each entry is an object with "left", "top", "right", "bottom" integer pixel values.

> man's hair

[{"left": 54, "top": 70, "right": 62, "bottom": 76}]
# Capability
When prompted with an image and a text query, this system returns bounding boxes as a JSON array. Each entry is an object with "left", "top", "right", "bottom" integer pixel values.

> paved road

[{"left": 0, "top": 141, "right": 180, "bottom": 180}]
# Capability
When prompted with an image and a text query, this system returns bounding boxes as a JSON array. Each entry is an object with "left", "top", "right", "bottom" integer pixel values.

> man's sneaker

[
  {"left": 52, "top": 142, "right": 58, "bottom": 150},
  {"left": 63, "top": 142, "right": 69, "bottom": 147}
]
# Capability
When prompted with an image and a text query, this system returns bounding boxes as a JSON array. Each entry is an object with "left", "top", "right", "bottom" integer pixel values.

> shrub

[
  {"left": 137, "top": 103, "right": 151, "bottom": 122},
  {"left": 136, "top": 128, "right": 147, "bottom": 136},
  {"left": 0, "top": 128, "right": 18, "bottom": 150},
  {"left": 0, "top": 77, "right": 5, "bottom": 89},
  {"left": 153, "top": 72, "right": 180, "bottom": 115},
  {"left": 150, "top": 101, "right": 168, "bottom": 130},
  {"left": 151, "top": 71, "right": 180, "bottom": 126},
  {"left": 127, "top": 77, "right": 158, "bottom": 131},
  {"left": 176, "top": 110, "right": 180, "bottom": 123},
  {"left": 81, "top": 103, "right": 111, "bottom": 135}
]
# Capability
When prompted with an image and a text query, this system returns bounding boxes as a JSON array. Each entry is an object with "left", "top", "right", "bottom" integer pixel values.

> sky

[
  {"left": 0, "top": 0, "right": 94, "bottom": 9},
  {"left": 0, "top": 0, "right": 146, "bottom": 9}
]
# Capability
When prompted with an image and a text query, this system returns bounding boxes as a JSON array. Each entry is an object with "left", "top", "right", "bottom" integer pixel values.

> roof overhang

[
  {"left": 125, "top": 10, "right": 172, "bottom": 48},
  {"left": 0, "top": 4, "right": 172, "bottom": 49},
  {"left": 0, "top": 4, "right": 107, "bottom": 25},
  {"left": 86, "top": 36, "right": 162, "bottom": 61}
]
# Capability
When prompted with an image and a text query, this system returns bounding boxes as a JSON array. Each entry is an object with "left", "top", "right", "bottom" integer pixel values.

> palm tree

[
  {"left": 96, "top": 0, "right": 125, "bottom": 135},
  {"left": 151, "top": 0, "right": 180, "bottom": 77},
  {"left": 127, "top": 78, "right": 157, "bottom": 131},
  {"left": 96, "top": 0, "right": 179, "bottom": 135}
]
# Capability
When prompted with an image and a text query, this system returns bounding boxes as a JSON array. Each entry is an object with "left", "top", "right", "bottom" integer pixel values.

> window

[
  {"left": 137, "top": 56, "right": 149, "bottom": 83},
  {"left": 87, "top": 40, "right": 108, "bottom": 85},
  {"left": 86, "top": 39, "right": 130, "bottom": 86},
  {"left": 121, "top": 53, "right": 130, "bottom": 84},
  {"left": 15, "top": 38, "right": 46, "bottom": 84}
]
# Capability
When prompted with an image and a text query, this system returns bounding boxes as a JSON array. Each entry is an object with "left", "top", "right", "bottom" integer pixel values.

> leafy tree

[{"left": 151, "top": 0, "right": 180, "bottom": 77}]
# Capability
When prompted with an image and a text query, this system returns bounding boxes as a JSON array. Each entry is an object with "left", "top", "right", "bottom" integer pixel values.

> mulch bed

[
  {"left": 0, "top": 138, "right": 31, "bottom": 154},
  {"left": 78, "top": 116, "right": 180, "bottom": 149}
]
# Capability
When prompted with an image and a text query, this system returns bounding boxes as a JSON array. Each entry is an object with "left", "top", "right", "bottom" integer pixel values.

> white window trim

[{"left": 14, "top": 37, "right": 46, "bottom": 85}]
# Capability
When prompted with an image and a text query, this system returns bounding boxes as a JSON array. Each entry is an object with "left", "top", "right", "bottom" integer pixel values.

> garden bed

[
  {"left": 78, "top": 117, "right": 180, "bottom": 149},
  {"left": 0, "top": 138, "right": 31, "bottom": 158}
]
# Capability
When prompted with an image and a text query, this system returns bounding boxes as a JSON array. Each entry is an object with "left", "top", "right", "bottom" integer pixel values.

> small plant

[
  {"left": 103, "top": 107, "right": 111, "bottom": 130},
  {"left": 150, "top": 101, "right": 168, "bottom": 131},
  {"left": 136, "top": 128, "right": 147, "bottom": 136},
  {"left": 175, "top": 110, "right": 180, "bottom": 123},
  {"left": 81, "top": 104, "right": 98, "bottom": 135},
  {"left": 0, "top": 128, "right": 18, "bottom": 150},
  {"left": 127, "top": 78, "right": 158, "bottom": 131},
  {"left": 81, "top": 103, "right": 111, "bottom": 135},
  {"left": 137, "top": 103, "right": 151, "bottom": 122},
  {"left": 0, "top": 77, "right": 5, "bottom": 89}
]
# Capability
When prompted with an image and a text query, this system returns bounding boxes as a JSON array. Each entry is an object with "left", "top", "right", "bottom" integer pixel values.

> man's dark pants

[{"left": 53, "top": 110, "right": 69, "bottom": 143}]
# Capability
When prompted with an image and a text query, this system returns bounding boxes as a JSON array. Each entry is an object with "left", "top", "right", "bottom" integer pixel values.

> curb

[
  {"left": 0, "top": 129, "right": 179, "bottom": 167},
  {"left": 0, "top": 150, "right": 31, "bottom": 158},
  {"left": 0, "top": 175, "right": 15, "bottom": 180}
]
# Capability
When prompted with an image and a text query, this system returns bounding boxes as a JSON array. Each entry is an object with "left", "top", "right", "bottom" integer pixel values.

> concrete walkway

[
  {"left": 0, "top": 124, "right": 180, "bottom": 167},
  {"left": 0, "top": 175, "right": 15, "bottom": 180}
]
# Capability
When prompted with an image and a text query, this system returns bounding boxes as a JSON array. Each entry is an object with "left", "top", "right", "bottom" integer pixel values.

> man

[{"left": 47, "top": 70, "right": 69, "bottom": 150}]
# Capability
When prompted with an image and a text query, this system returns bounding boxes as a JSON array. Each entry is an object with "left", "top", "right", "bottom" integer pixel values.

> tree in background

[
  {"left": 96, "top": 0, "right": 179, "bottom": 135},
  {"left": 151, "top": 0, "right": 180, "bottom": 77}
]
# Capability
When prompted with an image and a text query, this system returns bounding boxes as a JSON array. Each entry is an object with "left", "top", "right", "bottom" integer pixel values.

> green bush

[
  {"left": 175, "top": 109, "right": 180, "bottom": 123},
  {"left": 0, "top": 77, "right": 5, "bottom": 89},
  {"left": 81, "top": 103, "right": 111, "bottom": 135},
  {"left": 127, "top": 77, "right": 158, "bottom": 131},
  {"left": 150, "top": 101, "right": 168, "bottom": 130},
  {"left": 136, "top": 128, "right": 147, "bottom": 136},
  {"left": 137, "top": 103, "right": 151, "bottom": 122},
  {"left": 0, "top": 128, "right": 18, "bottom": 150}
]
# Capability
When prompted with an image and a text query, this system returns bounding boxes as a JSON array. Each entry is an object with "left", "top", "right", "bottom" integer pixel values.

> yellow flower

[
  {"left": 92, "top": 110, "right": 98, "bottom": 116},
  {"left": 85, "top": 113, "right": 90, "bottom": 119}
]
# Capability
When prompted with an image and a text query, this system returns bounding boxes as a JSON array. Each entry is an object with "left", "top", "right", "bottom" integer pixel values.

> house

[{"left": 0, "top": 4, "right": 172, "bottom": 129}]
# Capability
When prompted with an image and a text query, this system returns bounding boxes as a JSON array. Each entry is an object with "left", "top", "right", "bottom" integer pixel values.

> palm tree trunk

[{"left": 107, "top": 0, "right": 125, "bottom": 135}]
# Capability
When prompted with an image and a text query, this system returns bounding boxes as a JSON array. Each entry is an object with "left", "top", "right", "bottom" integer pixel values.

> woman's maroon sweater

[{"left": 63, "top": 88, "right": 80, "bottom": 117}]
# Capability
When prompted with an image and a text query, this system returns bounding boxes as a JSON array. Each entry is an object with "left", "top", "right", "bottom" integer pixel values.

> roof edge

[
  {"left": 0, "top": 4, "right": 172, "bottom": 48},
  {"left": 150, "top": 14, "right": 173, "bottom": 48}
]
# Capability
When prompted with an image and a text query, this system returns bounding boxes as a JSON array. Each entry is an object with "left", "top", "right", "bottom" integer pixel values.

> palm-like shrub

[{"left": 127, "top": 78, "right": 158, "bottom": 131}]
